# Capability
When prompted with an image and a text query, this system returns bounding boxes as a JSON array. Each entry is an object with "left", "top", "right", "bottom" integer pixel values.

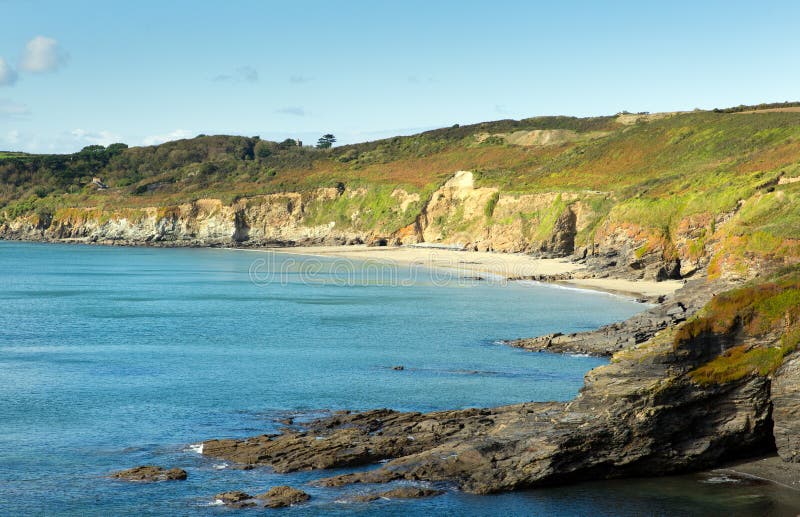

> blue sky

[{"left": 1, "top": 0, "right": 799, "bottom": 153}]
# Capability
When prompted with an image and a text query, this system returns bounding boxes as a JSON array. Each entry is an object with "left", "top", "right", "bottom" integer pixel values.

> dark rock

[
  {"left": 504, "top": 277, "right": 722, "bottom": 356},
  {"left": 214, "top": 491, "right": 256, "bottom": 508},
  {"left": 656, "top": 259, "right": 682, "bottom": 281},
  {"left": 351, "top": 494, "right": 381, "bottom": 503},
  {"left": 378, "top": 487, "right": 444, "bottom": 499},
  {"left": 541, "top": 207, "right": 576, "bottom": 256},
  {"left": 772, "top": 352, "right": 800, "bottom": 462},
  {"left": 392, "top": 365, "right": 405, "bottom": 371},
  {"left": 110, "top": 466, "right": 187, "bottom": 482},
  {"left": 349, "top": 487, "right": 443, "bottom": 502}
]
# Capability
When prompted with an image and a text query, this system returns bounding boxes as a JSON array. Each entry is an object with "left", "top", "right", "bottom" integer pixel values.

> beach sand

[{"left": 264, "top": 245, "right": 684, "bottom": 299}]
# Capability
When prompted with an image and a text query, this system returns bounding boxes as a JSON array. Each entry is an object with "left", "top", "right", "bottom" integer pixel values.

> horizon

[{"left": 2, "top": 0, "right": 800, "bottom": 153}]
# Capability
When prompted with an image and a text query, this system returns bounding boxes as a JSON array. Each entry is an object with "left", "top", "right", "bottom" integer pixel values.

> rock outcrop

[
  {"left": 351, "top": 487, "right": 444, "bottom": 502},
  {"left": 213, "top": 486, "right": 310, "bottom": 509},
  {"left": 214, "top": 491, "right": 256, "bottom": 508},
  {"left": 256, "top": 486, "right": 310, "bottom": 508},
  {"left": 771, "top": 352, "right": 800, "bottom": 462},
  {"left": 110, "top": 466, "right": 187, "bottom": 482},
  {"left": 201, "top": 283, "right": 777, "bottom": 494},
  {"left": 505, "top": 277, "right": 723, "bottom": 356}
]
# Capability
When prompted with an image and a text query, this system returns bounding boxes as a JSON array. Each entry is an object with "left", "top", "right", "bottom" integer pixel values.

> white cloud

[
  {"left": 0, "top": 57, "right": 17, "bottom": 86},
  {"left": 142, "top": 129, "right": 193, "bottom": 146},
  {"left": 275, "top": 106, "right": 307, "bottom": 116},
  {"left": 4, "top": 129, "right": 20, "bottom": 146},
  {"left": 289, "top": 74, "right": 313, "bottom": 84},
  {"left": 0, "top": 99, "right": 28, "bottom": 117},
  {"left": 70, "top": 128, "right": 123, "bottom": 147},
  {"left": 20, "top": 36, "right": 68, "bottom": 73},
  {"left": 213, "top": 66, "right": 258, "bottom": 83}
]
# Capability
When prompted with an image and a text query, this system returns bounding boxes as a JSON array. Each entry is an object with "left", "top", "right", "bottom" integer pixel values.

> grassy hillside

[{"left": 2, "top": 104, "right": 800, "bottom": 273}]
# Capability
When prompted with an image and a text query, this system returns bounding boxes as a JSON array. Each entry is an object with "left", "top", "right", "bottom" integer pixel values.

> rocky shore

[{"left": 198, "top": 271, "right": 800, "bottom": 495}]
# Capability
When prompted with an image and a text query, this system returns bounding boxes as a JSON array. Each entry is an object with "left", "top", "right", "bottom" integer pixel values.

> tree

[
  {"left": 279, "top": 138, "right": 298, "bottom": 149},
  {"left": 106, "top": 143, "right": 129, "bottom": 156},
  {"left": 316, "top": 134, "right": 336, "bottom": 149},
  {"left": 254, "top": 140, "right": 273, "bottom": 159}
]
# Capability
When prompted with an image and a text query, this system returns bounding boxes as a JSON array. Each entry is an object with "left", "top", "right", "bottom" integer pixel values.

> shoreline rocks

[
  {"left": 503, "top": 276, "right": 722, "bottom": 356},
  {"left": 214, "top": 491, "right": 256, "bottom": 509},
  {"left": 351, "top": 487, "right": 444, "bottom": 502},
  {"left": 110, "top": 466, "right": 187, "bottom": 482},
  {"left": 214, "top": 486, "right": 310, "bottom": 509},
  {"left": 257, "top": 486, "right": 310, "bottom": 508}
]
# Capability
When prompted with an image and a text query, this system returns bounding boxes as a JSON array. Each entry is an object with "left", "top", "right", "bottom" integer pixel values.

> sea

[{"left": 1, "top": 242, "right": 799, "bottom": 516}]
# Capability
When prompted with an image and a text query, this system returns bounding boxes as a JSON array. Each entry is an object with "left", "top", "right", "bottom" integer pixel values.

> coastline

[
  {"left": 9, "top": 242, "right": 796, "bottom": 497},
  {"left": 258, "top": 244, "right": 684, "bottom": 301}
]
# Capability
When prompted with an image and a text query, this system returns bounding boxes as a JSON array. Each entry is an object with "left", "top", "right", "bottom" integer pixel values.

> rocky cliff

[{"left": 0, "top": 169, "right": 748, "bottom": 283}]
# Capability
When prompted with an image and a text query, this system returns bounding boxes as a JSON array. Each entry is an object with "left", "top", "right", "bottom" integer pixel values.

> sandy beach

[{"left": 264, "top": 245, "right": 684, "bottom": 299}]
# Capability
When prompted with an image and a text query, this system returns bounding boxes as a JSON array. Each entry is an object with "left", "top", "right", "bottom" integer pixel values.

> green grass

[{"left": 674, "top": 267, "right": 800, "bottom": 384}]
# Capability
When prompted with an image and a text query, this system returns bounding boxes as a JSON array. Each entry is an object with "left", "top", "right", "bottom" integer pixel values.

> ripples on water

[{"left": 1, "top": 242, "right": 798, "bottom": 516}]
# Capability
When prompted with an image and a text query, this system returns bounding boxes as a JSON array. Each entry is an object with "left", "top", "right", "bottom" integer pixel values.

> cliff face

[
  {"left": 0, "top": 170, "right": 742, "bottom": 283},
  {"left": 0, "top": 190, "right": 369, "bottom": 247}
]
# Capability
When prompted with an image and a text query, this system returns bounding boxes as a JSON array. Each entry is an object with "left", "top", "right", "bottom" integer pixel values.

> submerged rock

[
  {"left": 256, "top": 485, "right": 310, "bottom": 508},
  {"left": 378, "top": 487, "right": 444, "bottom": 499},
  {"left": 350, "top": 486, "right": 443, "bottom": 502},
  {"left": 110, "top": 465, "right": 187, "bottom": 482}
]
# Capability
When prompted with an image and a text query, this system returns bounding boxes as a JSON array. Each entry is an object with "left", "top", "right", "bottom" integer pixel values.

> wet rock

[
  {"left": 392, "top": 365, "right": 405, "bottom": 371},
  {"left": 378, "top": 487, "right": 444, "bottom": 499},
  {"left": 214, "top": 491, "right": 256, "bottom": 508},
  {"left": 110, "top": 465, "right": 187, "bottom": 482},
  {"left": 350, "top": 487, "right": 443, "bottom": 502},
  {"left": 256, "top": 485, "right": 310, "bottom": 508},
  {"left": 350, "top": 494, "right": 381, "bottom": 503}
]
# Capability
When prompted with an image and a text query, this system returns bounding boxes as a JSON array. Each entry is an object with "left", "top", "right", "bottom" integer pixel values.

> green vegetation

[
  {"left": 2, "top": 105, "right": 800, "bottom": 268},
  {"left": 316, "top": 134, "right": 336, "bottom": 149},
  {"left": 690, "top": 345, "right": 787, "bottom": 384},
  {"left": 712, "top": 101, "right": 800, "bottom": 113},
  {"left": 483, "top": 192, "right": 500, "bottom": 219},
  {"left": 675, "top": 267, "right": 800, "bottom": 384}
]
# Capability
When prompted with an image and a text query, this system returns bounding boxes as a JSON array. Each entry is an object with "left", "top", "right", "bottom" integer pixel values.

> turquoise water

[{"left": 1, "top": 242, "right": 799, "bottom": 516}]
